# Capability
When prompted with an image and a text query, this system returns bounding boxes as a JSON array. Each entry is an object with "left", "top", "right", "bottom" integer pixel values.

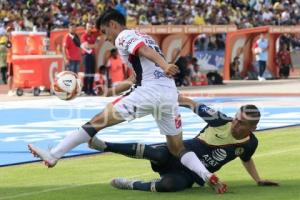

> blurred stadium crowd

[
  {"left": 1, "top": 0, "right": 300, "bottom": 95},
  {"left": 1, "top": 0, "right": 300, "bottom": 35}
]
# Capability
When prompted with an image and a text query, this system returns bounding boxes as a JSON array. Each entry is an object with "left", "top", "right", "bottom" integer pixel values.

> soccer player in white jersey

[{"left": 28, "top": 9, "right": 225, "bottom": 192}]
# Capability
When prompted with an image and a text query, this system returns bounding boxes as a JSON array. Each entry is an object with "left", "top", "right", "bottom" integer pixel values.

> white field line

[
  {"left": 0, "top": 172, "right": 153, "bottom": 200},
  {"left": 254, "top": 147, "right": 300, "bottom": 158}
]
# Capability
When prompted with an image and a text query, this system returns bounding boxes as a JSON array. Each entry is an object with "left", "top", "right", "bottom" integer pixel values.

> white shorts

[{"left": 113, "top": 85, "right": 182, "bottom": 136}]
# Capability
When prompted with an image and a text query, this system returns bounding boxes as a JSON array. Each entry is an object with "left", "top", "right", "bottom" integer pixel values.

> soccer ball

[{"left": 52, "top": 71, "right": 81, "bottom": 100}]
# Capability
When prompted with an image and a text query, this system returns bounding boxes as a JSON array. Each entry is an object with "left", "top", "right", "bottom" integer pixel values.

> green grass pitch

[{"left": 1, "top": 127, "right": 300, "bottom": 200}]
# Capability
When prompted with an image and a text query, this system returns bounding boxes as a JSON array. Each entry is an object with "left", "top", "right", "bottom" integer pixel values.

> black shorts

[
  {"left": 279, "top": 64, "right": 290, "bottom": 77},
  {"left": 149, "top": 143, "right": 205, "bottom": 186}
]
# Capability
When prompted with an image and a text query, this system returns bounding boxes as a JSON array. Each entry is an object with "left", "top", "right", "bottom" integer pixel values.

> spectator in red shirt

[
  {"left": 80, "top": 22, "right": 98, "bottom": 95},
  {"left": 277, "top": 43, "right": 294, "bottom": 79},
  {"left": 106, "top": 48, "right": 126, "bottom": 86},
  {"left": 62, "top": 23, "right": 81, "bottom": 74}
]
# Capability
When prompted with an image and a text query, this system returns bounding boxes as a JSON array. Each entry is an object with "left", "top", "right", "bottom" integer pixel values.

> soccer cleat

[
  {"left": 110, "top": 178, "right": 135, "bottom": 190},
  {"left": 207, "top": 174, "right": 227, "bottom": 194},
  {"left": 28, "top": 144, "right": 58, "bottom": 168},
  {"left": 88, "top": 137, "right": 107, "bottom": 151}
]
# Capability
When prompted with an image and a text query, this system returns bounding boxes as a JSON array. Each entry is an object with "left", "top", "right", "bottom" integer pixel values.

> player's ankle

[
  {"left": 208, "top": 174, "right": 219, "bottom": 185},
  {"left": 88, "top": 137, "right": 107, "bottom": 151}
]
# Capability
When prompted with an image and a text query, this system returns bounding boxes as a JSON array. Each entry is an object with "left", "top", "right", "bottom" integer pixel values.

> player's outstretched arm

[
  {"left": 178, "top": 94, "right": 198, "bottom": 110},
  {"left": 100, "top": 73, "right": 136, "bottom": 97},
  {"left": 137, "top": 45, "right": 179, "bottom": 77},
  {"left": 241, "top": 158, "right": 279, "bottom": 186}
]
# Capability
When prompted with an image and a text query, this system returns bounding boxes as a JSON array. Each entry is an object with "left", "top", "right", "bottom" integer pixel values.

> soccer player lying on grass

[{"left": 88, "top": 95, "right": 279, "bottom": 193}]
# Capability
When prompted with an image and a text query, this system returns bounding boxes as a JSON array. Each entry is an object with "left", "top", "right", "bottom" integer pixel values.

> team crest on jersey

[
  {"left": 207, "top": 108, "right": 217, "bottom": 115},
  {"left": 211, "top": 148, "right": 227, "bottom": 161},
  {"left": 153, "top": 70, "right": 166, "bottom": 79},
  {"left": 201, "top": 106, "right": 217, "bottom": 115},
  {"left": 235, "top": 147, "right": 245, "bottom": 156}
]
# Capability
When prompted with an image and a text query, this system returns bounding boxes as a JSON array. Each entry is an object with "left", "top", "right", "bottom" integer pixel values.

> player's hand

[
  {"left": 95, "top": 85, "right": 104, "bottom": 96},
  {"left": 257, "top": 180, "right": 279, "bottom": 186},
  {"left": 163, "top": 64, "right": 179, "bottom": 77},
  {"left": 178, "top": 94, "right": 198, "bottom": 109}
]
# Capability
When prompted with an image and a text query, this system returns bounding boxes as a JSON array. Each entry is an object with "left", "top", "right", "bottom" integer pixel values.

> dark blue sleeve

[
  {"left": 240, "top": 134, "right": 258, "bottom": 162},
  {"left": 195, "top": 104, "right": 232, "bottom": 127}
]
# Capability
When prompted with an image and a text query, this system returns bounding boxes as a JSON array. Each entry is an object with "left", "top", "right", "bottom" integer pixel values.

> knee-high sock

[
  {"left": 50, "top": 127, "right": 91, "bottom": 159},
  {"left": 133, "top": 177, "right": 187, "bottom": 192},
  {"left": 180, "top": 151, "right": 211, "bottom": 181},
  {"left": 132, "top": 181, "right": 152, "bottom": 192},
  {"left": 105, "top": 143, "right": 169, "bottom": 165},
  {"left": 105, "top": 142, "right": 139, "bottom": 157}
]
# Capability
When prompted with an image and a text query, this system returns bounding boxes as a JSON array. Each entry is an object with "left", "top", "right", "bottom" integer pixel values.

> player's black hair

[
  {"left": 96, "top": 9, "right": 126, "bottom": 30},
  {"left": 99, "top": 65, "right": 107, "bottom": 74},
  {"left": 240, "top": 104, "right": 261, "bottom": 125},
  {"left": 110, "top": 48, "right": 117, "bottom": 54}
]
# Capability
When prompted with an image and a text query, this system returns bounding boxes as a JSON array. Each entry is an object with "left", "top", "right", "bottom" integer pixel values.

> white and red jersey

[{"left": 115, "top": 29, "right": 176, "bottom": 87}]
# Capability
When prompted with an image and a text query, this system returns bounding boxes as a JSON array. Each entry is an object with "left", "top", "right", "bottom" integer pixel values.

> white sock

[
  {"left": 180, "top": 151, "right": 212, "bottom": 181},
  {"left": 50, "top": 127, "right": 91, "bottom": 159}
]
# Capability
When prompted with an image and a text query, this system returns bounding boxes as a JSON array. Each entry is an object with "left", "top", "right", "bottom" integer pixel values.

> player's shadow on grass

[{"left": 0, "top": 180, "right": 299, "bottom": 200}]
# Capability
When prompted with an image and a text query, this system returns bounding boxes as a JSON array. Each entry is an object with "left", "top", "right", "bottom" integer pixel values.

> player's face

[
  {"left": 231, "top": 111, "right": 256, "bottom": 140},
  {"left": 100, "top": 25, "right": 113, "bottom": 43},
  {"left": 100, "top": 20, "right": 119, "bottom": 44}
]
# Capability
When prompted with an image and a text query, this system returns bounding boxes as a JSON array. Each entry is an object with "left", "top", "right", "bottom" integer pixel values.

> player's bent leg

[
  {"left": 88, "top": 137, "right": 107, "bottom": 151},
  {"left": 154, "top": 172, "right": 193, "bottom": 192},
  {"left": 207, "top": 174, "right": 227, "bottom": 194},
  {"left": 166, "top": 134, "right": 215, "bottom": 186},
  {"left": 28, "top": 144, "right": 58, "bottom": 168},
  {"left": 111, "top": 178, "right": 136, "bottom": 190},
  {"left": 28, "top": 103, "right": 125, "bottom": 168},
  {"left": 89, "top": 137, "right": 171, "bottom": 165},
  {"left": 165, "top": 133, "right": 185, "bottom": 157},
  {"left": 111, "top": 172, "right": 192, "bottom": 192},
  {"left": 28, "top": 124, "right": 93, "bottom": 168},
  {"left": 88, "top": 103, "right": 125, "bottom": 135},
  {"left": 159, "top": 111, "right": 220, "bottom": 189}
]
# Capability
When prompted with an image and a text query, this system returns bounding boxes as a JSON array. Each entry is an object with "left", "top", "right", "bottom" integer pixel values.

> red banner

[{"left": 12, "top": 55, "right": 63, "bottom": 89}]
